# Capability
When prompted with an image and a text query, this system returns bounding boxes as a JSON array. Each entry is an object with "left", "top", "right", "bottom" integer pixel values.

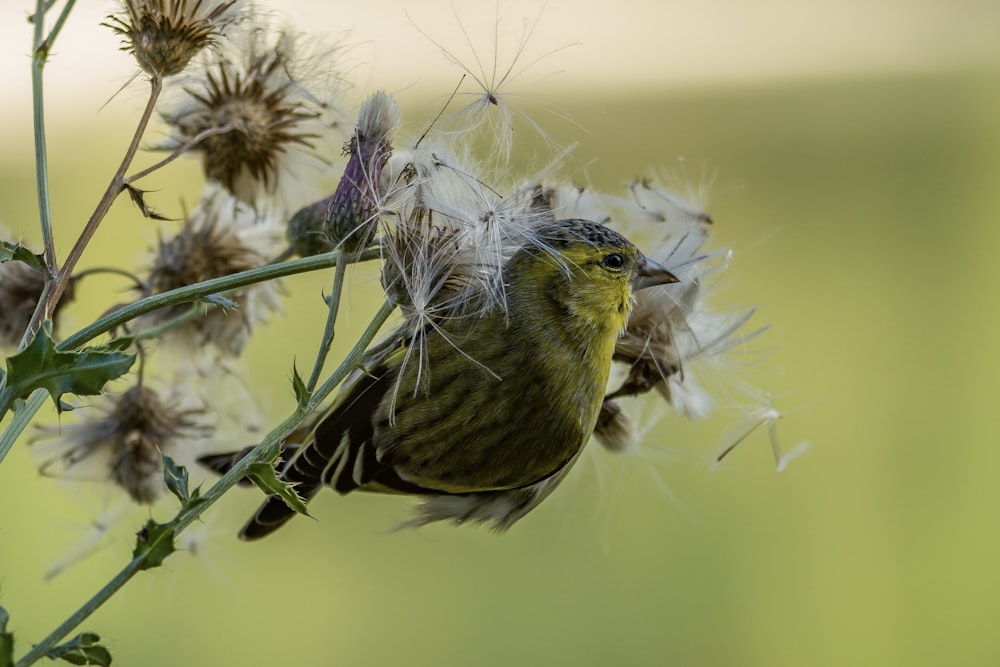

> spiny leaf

[
  {"left": 162, "top": 454, "right": 190, "bottom": 503},
  {"left": 291, "top": 363, "right": 308, "bottom": 407},
  {"left": 133, "top": 520, "right": 175, "bottom": 571},
  {"left": 45, "top": 632, "right": 112, "bottom": 666},
  {"left": 162, "top": 456, "right": 208, "bottom": 511},
  {"left": 246, "top": 462, "right": 311, "bottom": 517},
  {"left": 0, "top": 241, "right": 45, "bottom": 272},
  {"left": 2, "top": 323, "right": 135, "bottom": 414}
]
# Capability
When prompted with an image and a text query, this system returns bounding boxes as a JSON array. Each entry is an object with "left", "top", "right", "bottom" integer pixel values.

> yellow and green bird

[{"left": 201, "top": 218, "right": 677, "bottom": 538}]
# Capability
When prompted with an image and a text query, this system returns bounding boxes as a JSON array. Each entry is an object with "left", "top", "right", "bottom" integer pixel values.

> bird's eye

[{"left": 602, "top": 253, "right": 626, "bottom": 270}]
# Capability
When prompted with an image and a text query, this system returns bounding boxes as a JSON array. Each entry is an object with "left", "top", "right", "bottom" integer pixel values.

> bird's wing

[{"left": 238, "top": 333, "right": 431, "bottom": 540}]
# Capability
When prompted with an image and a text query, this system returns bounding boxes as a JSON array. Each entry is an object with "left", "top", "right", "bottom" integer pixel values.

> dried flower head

[
  {"left": 0, "top": 258, "right": 75, "bottom": 348},
  {"left": 161, "top": 21, "right": 346, "bottom": 206},
  {"left": 106, "top": 0, "right": 240, "bottom": 78},
  {"left": 287, "top": 91, "right": 400, "bottom": 257},
  {"left": 139, "top": 190, "right": 282, "bottom": 355},
  {"left": 36, "top": 385, "right": 211, "bottom": 503},
  {"left": 378, "top": 144, "right": 556, "bottom": 327},
  {"left": 323, "top": 91, "right": 400, "bottom": 253}
]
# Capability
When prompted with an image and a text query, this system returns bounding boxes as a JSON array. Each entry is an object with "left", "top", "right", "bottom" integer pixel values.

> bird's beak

[{"left": 632, "top": 255, "right": 679, "bottom": 290}]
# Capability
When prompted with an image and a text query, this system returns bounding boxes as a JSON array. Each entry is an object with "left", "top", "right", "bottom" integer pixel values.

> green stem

[
  {"left": 61, "top": 248, "right": 379, "bottom": 351},
  {"left": 306, "top": 249, "right": 348, "bottom": 393},
  {"left": 0, "top": 390, "right": 47, "bottom": 467},
  {"left": 43, "top": 0, "right": 76, "bottom": 48},
  {"left": 130, "top": 303, "right": 206, "bottom": 342},
  {"left": 31, "top": 0, "right": 58, "bottom": 275},
  {"left": 0, "top": 249, "right": 380, "bottom": 467},
  {"left": 125, "top": 124, "right": 234, "bottom": 185},
  {"left": 22, "top": 74, "right": 163, "bottom": 346},
  {"left": 71, "top": 266, "right": 146, "bottom": 291},
  {"left": 13, "top": 300, "right": 396, "bottom": 667}
]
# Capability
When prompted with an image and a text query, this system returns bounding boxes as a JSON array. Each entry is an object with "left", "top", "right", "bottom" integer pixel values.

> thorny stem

[
  {"left": 0, "top": 249, "right": 381, "bottom": 465},
  {"left": 13, "top": 300, "right": 397, "bottom": 667},
  {"left": 130, "top": 303, "right": 207, "bottom": 342},
  {"left": 21, "top": 74, "right": 164, "bottom": 348},
  {"left": 306, "top": 248, "right": 348, "bottom": 393},
  {"left": 61, "top": 247, "right": 380, "bottom": 350}
]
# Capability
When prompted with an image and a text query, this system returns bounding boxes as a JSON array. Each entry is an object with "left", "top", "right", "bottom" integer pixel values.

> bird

[{"left": 199, "top": 218, "right": 678, "bottom": 539}]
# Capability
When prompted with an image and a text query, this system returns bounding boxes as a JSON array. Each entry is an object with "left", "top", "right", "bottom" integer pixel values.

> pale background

[{"left": 1, "top": 1, "right": 999, "bottom": 665}]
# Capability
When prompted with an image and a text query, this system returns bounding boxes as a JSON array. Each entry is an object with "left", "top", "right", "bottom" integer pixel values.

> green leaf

[
  {"left": 291, "top": 363, "right": 308, "bottom": 407},
  {"left": 133, "top": 520, "right": 175, "bottom": 571},
  {"left": 45, "top": 632, "right": 112, "bottom": 666},
  {"left": 0, "top": 241, "right": 45, "bottom": 272},
  {"left": 2, "top": 323, "right": 135, "bottom": 414},
  {"left": 161, "top": 454, "right": 190, "bottom": 503},
  {"left": 246, "top": 462, "right": 311, "bottom": 517},
  {"left": 0, "top": 605, "right": 12, "bottom": 667}
]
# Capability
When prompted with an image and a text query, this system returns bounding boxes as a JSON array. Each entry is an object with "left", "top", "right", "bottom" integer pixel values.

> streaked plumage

[{"left": 200, "top": 218, "right": 676, "bottom": 538}]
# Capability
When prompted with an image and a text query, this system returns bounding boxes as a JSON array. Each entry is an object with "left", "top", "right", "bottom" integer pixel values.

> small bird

[{"left": 200, "top": 218, "right": 677, "bottom": 539}]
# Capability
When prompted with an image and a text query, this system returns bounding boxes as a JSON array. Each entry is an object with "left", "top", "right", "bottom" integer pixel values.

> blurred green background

[{"left": 2, "top": 2, "right": 1000, "bottom": 666}]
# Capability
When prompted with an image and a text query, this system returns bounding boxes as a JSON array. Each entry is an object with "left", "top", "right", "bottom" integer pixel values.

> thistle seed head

[
  {"left": 36, "top": 385, "right": 211, "bottom": 504},
  {"left": 141, "top": 191, "right": 282, "bottom": 356},
  {"left": 161, "top": 23, "right": 346, "bottom": 206},
  {"left": 106, "top": 0, "right": 240, "bottom": 78}
]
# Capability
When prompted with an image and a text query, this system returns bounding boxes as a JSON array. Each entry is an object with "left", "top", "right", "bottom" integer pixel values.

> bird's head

[{"left": 507, "top": 218, "right": 679, "bottom": 327}]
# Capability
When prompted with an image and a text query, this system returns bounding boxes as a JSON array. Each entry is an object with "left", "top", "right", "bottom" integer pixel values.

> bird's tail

[{"left": 196, "top": 443, "right": 322, "bottom": 541}]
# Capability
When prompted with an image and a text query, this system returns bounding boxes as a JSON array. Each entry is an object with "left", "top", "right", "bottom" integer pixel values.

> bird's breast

[{"left": 377, "top": 313, "right": 616, "bottom": 494}]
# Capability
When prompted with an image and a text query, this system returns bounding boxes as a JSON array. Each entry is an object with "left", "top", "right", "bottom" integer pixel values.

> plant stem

[
  {"left": 70, "top": 266, "right": 146, "bottom": 291},
  {"left": 129, "top": 304, "right": 206, "bottom": 342},
  {"left": 0, "top": 390, "right": 47, "bottom": 467},
  {"left": 0, "top": 249, "right": 380, "bottom": 466},
  {"left": 31, "top": 0, "right": 58, "bottom": 275},
  {"left": 13, "top": 300, "right": 396, "bottom": 667},
  {"left": 306, "top": 249, "right": 348, "bottom": 393},
  {"left": 21, "top": 0, "right": 77, "bottom": 355},
  {"left": 61, "top": 247, "right": 380, "bottom": 350},
  {"left": 23, "top": 74, "right": 164, "bottom": 344},
  {"left": 125, "top": 124, "right": 234, "bottom": 185},
  {"left": 42, "top": 0, "right": 76, "bottom": 47}
]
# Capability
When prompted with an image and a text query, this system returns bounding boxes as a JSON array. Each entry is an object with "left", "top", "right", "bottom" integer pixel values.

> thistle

[
  {"left": 160, "top": 21, "right": 345, "bottom": 206},
  {"left": 105, "top": 0, "right": 240, "bottom": 78},
  {"left": 139, "top": 190, "right": 283, "bottom": 356},
  {"left": 287, "top": 91, "right": 400, "bottom": 257},
  {"left": 36, "top": 385, "right": 211, "bottom": 504}
]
